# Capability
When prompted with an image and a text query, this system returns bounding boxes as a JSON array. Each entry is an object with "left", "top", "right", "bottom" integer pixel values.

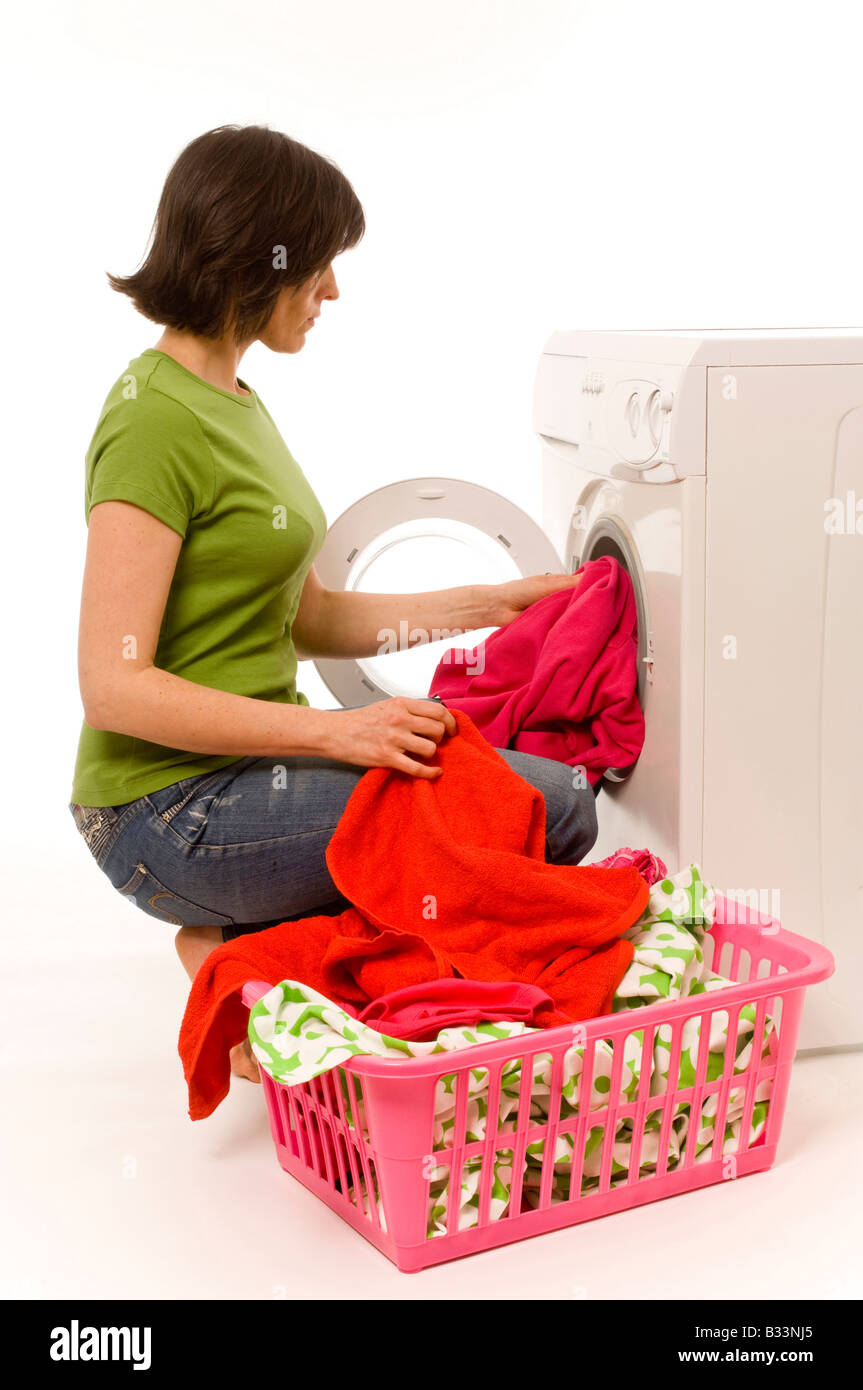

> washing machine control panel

[
  {"left": 606, "top": 376, "right": 674, "bottom": 467},
  {"left": 534, "top": 348, "right": 695, "bottom": 479},
  {"left": 583, "top": 368, "right": 606, "bottom": 394}
]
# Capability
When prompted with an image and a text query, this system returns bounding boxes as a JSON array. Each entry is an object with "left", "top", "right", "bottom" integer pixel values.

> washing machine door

[{"left": 312, "top": 476, "right": 564, "bottom": 707}]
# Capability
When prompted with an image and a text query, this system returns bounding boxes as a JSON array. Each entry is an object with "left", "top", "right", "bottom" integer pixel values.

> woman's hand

[
  {"left": 324, "top": 697, "right": 458, "bottom": 779},
  {"left": 487, "top": 571, "right": 582, "bottom": 628}
]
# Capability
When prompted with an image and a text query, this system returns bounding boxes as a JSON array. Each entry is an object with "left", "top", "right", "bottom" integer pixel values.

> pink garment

[
  {"left": 591, "top": 846, "right": 668, "bottom": 885},
  {"left": 428, "top": 556, "right": 645, "bottom": 786},
  {"left": 357, "top": 977, "right": 553, "bottom": 1041}
]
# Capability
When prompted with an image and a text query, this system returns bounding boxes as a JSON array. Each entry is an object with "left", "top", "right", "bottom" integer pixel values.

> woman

[{"left": 69, "top": 124, "right": 595, "bottom": 1085}]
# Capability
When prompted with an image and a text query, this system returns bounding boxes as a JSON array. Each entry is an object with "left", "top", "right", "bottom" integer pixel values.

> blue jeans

[{"left": 68, "top": 745, "right": 598, "bottom": 943}]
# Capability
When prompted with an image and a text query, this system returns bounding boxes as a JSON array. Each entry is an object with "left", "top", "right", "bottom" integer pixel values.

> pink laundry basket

[{"left": 241, "top": 895, "right": 833, "bottom": 1273}]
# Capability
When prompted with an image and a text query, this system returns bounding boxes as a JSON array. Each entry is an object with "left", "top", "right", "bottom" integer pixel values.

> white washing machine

[{"left": 312, "top": 329, "right": 863, "bottom": 1053}]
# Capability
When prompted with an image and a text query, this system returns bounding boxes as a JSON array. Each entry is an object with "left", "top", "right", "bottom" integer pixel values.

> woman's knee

[
  {"left": 495, "top": 748, "right": 599, "bottom": 865},
  {"left": 548, "top": 777, "right": 598, "bottom": 865},
  {"left": 529, "top": 761, "right": 598, "bottom": 865}
]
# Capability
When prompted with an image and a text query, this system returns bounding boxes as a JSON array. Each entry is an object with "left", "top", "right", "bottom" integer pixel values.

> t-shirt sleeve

[{"left": 85, "top": 390, "right": 212, "bottom": 539}]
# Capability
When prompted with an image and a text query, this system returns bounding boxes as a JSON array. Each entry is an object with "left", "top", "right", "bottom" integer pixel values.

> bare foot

[{"left": 230, "top": 1036, "right": 261, "bottom": 1084}]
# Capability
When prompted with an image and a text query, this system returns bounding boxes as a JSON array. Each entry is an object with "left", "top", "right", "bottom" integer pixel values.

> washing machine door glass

[{"left": 313, "top": 476, "right": 564, "bottom": 707}]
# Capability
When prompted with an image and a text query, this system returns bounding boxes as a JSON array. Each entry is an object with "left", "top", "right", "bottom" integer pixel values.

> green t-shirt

[{"left": 70, "top": 349, "right": 328, "bottom": 807}]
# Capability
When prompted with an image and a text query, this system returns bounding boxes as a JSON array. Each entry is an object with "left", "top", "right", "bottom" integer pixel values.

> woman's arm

[
  {"left": 78, "top": 501, "right": 571, "bottom": 776},
  {"left": 292, "top": 563, "right": 580, "bottom": 660},
  {"left": 79, "top": 501, "right": 337, "bottom": 758},
  {"left": 292, "top": 564, "right": 494, "bottom": 661}
]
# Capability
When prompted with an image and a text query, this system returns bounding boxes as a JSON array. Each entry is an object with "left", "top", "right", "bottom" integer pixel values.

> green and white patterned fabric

[{"left": 248, "top": 865, "right": 775, "bottom": 1238}]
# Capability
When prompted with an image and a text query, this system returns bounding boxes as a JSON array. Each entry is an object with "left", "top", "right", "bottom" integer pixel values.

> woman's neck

[{"left": 153, "top": 329, "right": 251, "bottom": 396}]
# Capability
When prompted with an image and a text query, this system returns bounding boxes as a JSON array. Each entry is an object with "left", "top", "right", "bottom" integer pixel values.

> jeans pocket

[
  {"left": 116, "top": 861, "right": 234, "bottom": 928},
  {"left": 149, "top": 760, "right": 255, "bottom": 847}
]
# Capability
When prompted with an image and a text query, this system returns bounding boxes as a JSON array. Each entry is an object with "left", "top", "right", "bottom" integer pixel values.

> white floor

[{"left": 4, "top": 834, "right": 862, "bottom": 1301}]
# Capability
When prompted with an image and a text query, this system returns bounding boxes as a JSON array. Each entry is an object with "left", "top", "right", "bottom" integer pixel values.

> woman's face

[{"left": 257, "top": 262, "right": 340, "bottom": 353}]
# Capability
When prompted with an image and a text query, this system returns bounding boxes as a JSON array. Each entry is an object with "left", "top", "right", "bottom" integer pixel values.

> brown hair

[{"left": 108, "top": 124, "right": 365, "bottom": 340}]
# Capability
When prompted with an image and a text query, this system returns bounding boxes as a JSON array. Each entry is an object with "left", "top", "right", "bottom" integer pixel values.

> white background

[{"left": 2, "top": 0, "right": 861, "bottom": 1302}]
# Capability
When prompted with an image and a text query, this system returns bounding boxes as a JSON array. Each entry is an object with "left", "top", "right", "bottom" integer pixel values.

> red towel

[
  {"left": 428, "top": 555, "right": 645, "bottom": 786},
  {"left": 179, "top": 708, "right": 648, "bottom": 1119}
]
